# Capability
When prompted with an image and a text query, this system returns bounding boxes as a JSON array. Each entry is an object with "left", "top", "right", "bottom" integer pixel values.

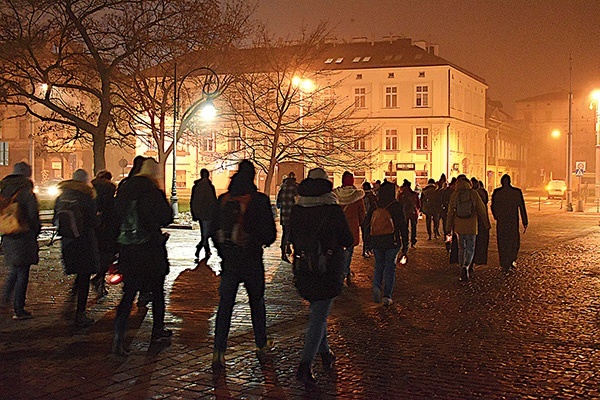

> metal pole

[
  {"left": 171, "top": 62, "right": 179, "bottom": 217},
  {"left": 566, "top": 56, "right": 573, "bottom": 211},
  {"left": 596, "top": 104, "right": 600, "bottom": 203}
]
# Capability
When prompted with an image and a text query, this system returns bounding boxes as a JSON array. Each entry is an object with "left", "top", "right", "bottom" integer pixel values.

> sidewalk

[{"left": 1, "top": 212, "right": 600, "bottom": 399}]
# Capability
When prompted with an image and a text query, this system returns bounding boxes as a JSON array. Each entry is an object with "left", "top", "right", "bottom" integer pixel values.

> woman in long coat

[
  {"left": 472, "top": 178, "right": 490, "bottom": 267},
  {"left": 289, "top": 168, "right": 354, "bottom": 385}
]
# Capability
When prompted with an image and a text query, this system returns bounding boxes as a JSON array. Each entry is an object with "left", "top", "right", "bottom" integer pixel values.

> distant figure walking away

[
  {"left": 446, "top": 175, "right": 491, "bottom": 282},
  {"left": 333, "top": 171, "right": 365, "bottom": 286},
  {"left": 421, "top": 178, "right": 441, "bottom": 240},
  {"left": 113, "top": 158, "right": 173, "bottom": 355},
  {"left": 491, "top": 174, "right": 528, "bottom": 274},
  {"left": 191, "top": 168, "right": 217, "bottom": 262},
  {"left": 471, "top": 177, "right": 490, "bottom": 267},
  {"left": 360, "top": 181, "right": 378, "bottom": 257},
  {"left": 91, "top": 170, "right": 119, "bottom": 300},
  {"left": 54, "top": 169, "right": 99, "bottom": 327},
  {"left": 370, "top": 180, "right": 409, "bottom": 306},
  {"left": 397, "top": 179, "right": 421, "bottom": 248},
  {"left": 289, "top": 167, "right": 353, "bottom": 385},
  {"left": 276, "top": 171, "right": 298, "bottom": 263},
  {"left": 1, "top": 162, "right": 41, "bottom": 320},
  {"left": 209, "top": 160, "right": 276, "bottom": 370}
]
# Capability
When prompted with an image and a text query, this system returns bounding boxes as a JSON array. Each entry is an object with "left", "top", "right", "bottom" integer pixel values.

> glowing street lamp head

[
  {"left": 591, "top": 89, "right": 600, "bottom": 109},
  {"left": 551, "top": 129, "right": 561, "bottom": 139},
  {"left": 292, "top": 76, "right": 315, "bottom": 93},
  {"left": 199, "top": 101, "right": 217, "bottom": 120}
]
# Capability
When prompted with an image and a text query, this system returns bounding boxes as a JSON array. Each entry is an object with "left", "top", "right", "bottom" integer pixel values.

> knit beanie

[
  {"left": 307, "top": 167, "right": 329, "bottom": 181},
  {"left": 72, "top": 169, "right": 89, "bottom": 183},
  {"left": 13, "top": 162, "right": 32, "bottom": 178},
  {"left": 342, "top": 171, "right": 354, "bottom": 187}
]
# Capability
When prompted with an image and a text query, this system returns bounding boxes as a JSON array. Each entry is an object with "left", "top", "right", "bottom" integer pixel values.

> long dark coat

[
  {"left": 0, "top": 175, "right": 40, "bottom": 267},
  {"left": 473, "top": 187, "right": 490, "bottom": 265},
  {"left": 491, "top": 184, "right": 529, "bottom": 269},
  {"left": 190, "top": 177, "right": 217, "bottom": 222},
  {"left": 92, "top": 177, "right": 118, "bottom": 270},
  {"left": 54, "top": 180, "right": 99, "bottom": 275},
  {"left": 115, "top": 175, "right": 173, "bottom": 280}
]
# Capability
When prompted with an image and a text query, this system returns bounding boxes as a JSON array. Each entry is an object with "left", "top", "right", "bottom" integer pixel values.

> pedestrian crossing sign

[{"left": 575, "top": 161, "right": 586, "bottom": 177}]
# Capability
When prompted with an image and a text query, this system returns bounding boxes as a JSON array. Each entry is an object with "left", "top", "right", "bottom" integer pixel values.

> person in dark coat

[
  {"left": 471, "top": 177, "right": 490, "bottom": 267},
  {"left": 360, "top": 181, "right": 377, "bottom": 257},
  {"left": 190, "top": 168, "right": 217, "bottom": 262},
  {"left": 441, "top": 177, "right": 458, "bottom": 260},
  {"left": 1, "top": 162, "right": 41, "bottom": 320},
  {"left": 54, "top": 169, "right": 99, "bottom": 327},
  {"left": 397, "top": 179, "right": 421, "bottom": 248},
  {"left": 289, "top": 167, "right": 354, "bottom": 385},
  {"left": 276, "top": 171, "right": 298, "bottom": 262},
  {"left": 209, "top": 159, "right": 277, "bottom": 370},
  {"left": 90, "top": 170, "right": 118, "bottom": 299},
  {"left": 421, "top": 178, "right": 442, "bottom": 240},
  {"left": 112, "top": 158, "right": 173, "bottom": 355},
  {"left": 491, "top": 174, "right": 528, "bottom": 274},
  {"left": 370, "top": 180, "right": 409, "bottom": 306}
]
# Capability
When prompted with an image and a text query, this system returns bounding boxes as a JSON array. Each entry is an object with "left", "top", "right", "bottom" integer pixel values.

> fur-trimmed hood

[
  {"left": 333, "top": 185, "right": 364, "bottom": 205},
  {"left": 58, "top": 179, "right": 96, "bottom": 198}
]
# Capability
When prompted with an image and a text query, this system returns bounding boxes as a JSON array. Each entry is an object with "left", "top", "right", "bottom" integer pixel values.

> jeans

[
  {"left": 457, "top": 233, "right": 476, "bottom": 268},
  {"left": 196, "top": 220, "right": 212, "bottom": 258},
  {"left": 425, "top": 213, "right": 441, "bottom": 237},
  {"left": 280, "top": 225, "right": 291, "bottom": 254},
  {"left": 373, "top": 247, "right": 400, "bottom": 299},
  {"left": 301, "top": 298, "right": 333, "bottom": 364},
  {"left": 115, "top": 274, "right": 166, "bottom": 338},
  {"left": 342, "top": 246, "right": 354, "bottom": 277},
  {"left": 2, "top": 264, "right": 31, "bottom": 312},
  {"left": 214, "top": 265, "right": 267, "bottom": 352},
  {"left": 408, "top": 217, "right": 418, "bottom": 245}
]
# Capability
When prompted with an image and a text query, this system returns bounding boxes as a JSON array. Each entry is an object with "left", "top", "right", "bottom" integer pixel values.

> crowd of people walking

[{"left": 0, "top": 158, "right": 528, "bottom": 388}]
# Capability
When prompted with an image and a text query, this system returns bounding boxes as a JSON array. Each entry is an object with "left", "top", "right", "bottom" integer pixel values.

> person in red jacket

[{"left": 333, "top": 171, "right": 365, "bottom": 286}]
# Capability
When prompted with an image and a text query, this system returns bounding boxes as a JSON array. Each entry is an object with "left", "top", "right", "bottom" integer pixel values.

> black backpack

[
  {"left": 455, "top": 190, "right": 474, "bottom": 219},
  {"left": 55, "top": 198, "right": 84, "bottom": 238},
  {"left": 117, "top": 200, "right": 151, "bottom": 245},
  {"left": 215, "top": 193, "right": 253, "bottom": 247}
]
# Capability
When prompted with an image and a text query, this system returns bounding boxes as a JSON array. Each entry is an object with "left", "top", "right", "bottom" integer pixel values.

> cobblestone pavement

[{"left": 1, "top": 205, "right": 600, "bottom": 399}]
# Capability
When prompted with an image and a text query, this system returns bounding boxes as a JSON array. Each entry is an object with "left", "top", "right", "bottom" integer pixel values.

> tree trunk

[
  {"left": 92, "top": 135, "right": 106, "bottom": 175},
  {"left": 264, "top": 158, "right": 278, "bottom": 197},
  {"left": 157, "top": 149, "right": 167, "bottom": 192}
]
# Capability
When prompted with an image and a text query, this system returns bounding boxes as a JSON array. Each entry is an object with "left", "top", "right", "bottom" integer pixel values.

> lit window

[
  {"left": 385, "top": 129, "right": 398, "bottom": 150},
  {"left": 335, "top": 58, "right": 343, "bottom": 63},
  {"left": 385, "top": 86, "right": 398, "bottom": 108},
  {"left": 362, "top": 56, "right": 371, "bottom": 62},
  {"left": 415, "top": 127, "right": 429, "bottom": 150},
  {"left": 415, "top": 85, "right": 429, "bottom": 108},
  {"left": 0, "top": 142, "right": 8, "bottom": 166},
  {"left": 354, "top": 87, "right": 366, "bottom": 108},
  {"left": 324, "top": 58, "right": 333, "bottom": 64},
  {"left": 353, "top": 57, "right": 361, "bottom": 62}
]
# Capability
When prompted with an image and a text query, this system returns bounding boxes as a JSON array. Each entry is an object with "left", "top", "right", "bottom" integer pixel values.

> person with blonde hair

[{"left": 113, "top": 158, "right": 173, "bottom": 355}]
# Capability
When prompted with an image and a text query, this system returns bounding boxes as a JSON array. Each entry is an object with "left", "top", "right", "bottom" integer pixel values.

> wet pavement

[{"left": 1, "top": 202, "right": 600, "bottom": 399}]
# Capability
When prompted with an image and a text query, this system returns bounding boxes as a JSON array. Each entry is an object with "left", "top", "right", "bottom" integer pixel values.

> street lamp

[
  {"left": 171, "top": 64, "right": 220, "bottom": 217},
  {"left": 590, "top": 90, "right": 600, "bottom": 203},
  {"left": 550, "top": 127, "right": 573, "bottom": 211},
  {"left": 291, "top": 76, "right": 315, "bottom": 128}
]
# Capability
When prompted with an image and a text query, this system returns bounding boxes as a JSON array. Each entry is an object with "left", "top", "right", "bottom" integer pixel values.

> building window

[
  {"left": 414, "top": 127, "right": 429, "bottom": 150},
  {"left": 228, "top": 134, "right": 243, "bottom": 152},
  {"left": 388, "top": 72, "right": 395, "bottom": 79},
  {"left": 356, "top": 73, "right": 363, "bottom": 79},
  {"left": 415, "top": 85, "right": 429, "bottom": 107},
  {"left": 385, "top": 86, "right": 398, "bottom": 108},
  {"left": 176, "top": 170, "right": 187, "bottom": 188},
  {"left": 353, "top": 138, "right": 366, "bottom": 150},
  {"left": 354, "top": 87, "right": 366, "bottom": 108},
  {"left": 0, "top": 142, "right": 7, "bottom": 166},
  {"left": 385, "top": 129, "right": 398, "bottom": 150}
]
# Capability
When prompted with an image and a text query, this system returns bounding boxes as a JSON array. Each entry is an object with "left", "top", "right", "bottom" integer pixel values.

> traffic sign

[{"left": 575, "top": 161, "right": 586, "bottom": 177}]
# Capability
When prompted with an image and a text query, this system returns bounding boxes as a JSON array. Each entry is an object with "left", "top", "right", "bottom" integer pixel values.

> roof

[{"left": 515, "top": 90, "right": 571, "bottom": 103}]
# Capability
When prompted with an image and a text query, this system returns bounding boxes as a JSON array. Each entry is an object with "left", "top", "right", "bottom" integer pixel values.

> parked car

[
  {"left": 546, "top": 179, "right": 567, "bottom": 199},
  {"left": 34, "top": 179, "right": 62, "bottom": 200}
]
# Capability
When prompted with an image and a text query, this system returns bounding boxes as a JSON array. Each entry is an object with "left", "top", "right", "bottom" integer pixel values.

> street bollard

[{"left": 538, "top": 197, "right": 541, "bottom": 211}]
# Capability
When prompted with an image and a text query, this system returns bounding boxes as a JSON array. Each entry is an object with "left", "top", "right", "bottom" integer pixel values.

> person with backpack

[
  {"left": 445, "top": 175, "right": 491, "bottom": 282},
  {"left": 1, "top": 162, "right": 41, "bottom": 320},
  {"left": 333, "top": 171, "right": 365, "bottom": 286},
  {"left": 113, "top": 158, "right": 173, "bottom": 356},
  {"left": 369, "top": 180, "right": 409, "bottom": 306},
  {"left": 491, "top": 174, "right": 528, "bottom": 274},
  {"left": 54, "top": 169, "right": 99, "bottom": 327},
  {"left": 276, "top": 171, "right": 299, "bottom": 263},
  {"left": 289, "top": 167, "right": 354, "bottom": 385},
  {"left": 209, "top": 160, "right": 276, "bottom": 371},
  {"left": 471, "top": 177, "right": 490, "bottom": 268},
  {"left": 397, "top": 179, "right": 421, "bottom": 248},
  {"left": 190, "top": 168, "right": 217, "bottom": 263},
  {"left": 420, "top": 178, "right": 442, "bottom": 240},
  {"left": 360, "top": 181, "right": 378, "bottom": 258},
  {"left": 90, "top": 170, "right": 119, "bottom": 300}
]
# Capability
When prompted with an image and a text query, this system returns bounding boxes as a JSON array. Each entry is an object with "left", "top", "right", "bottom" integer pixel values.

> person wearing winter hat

[
  {"left": 397, "top": 179, "right": 421, "bottom": 248},
  {"left": 289, "top": 167, "right": 353, "bottom": 384},
  {"left": 54, "top": 169, "right": 99, "bottom": 327},
  {"left": 276, "top": 171, "right": 299, "bottom": 262},
  {"left": 1, "top": 162, "right": 41, "bottom": 320},
  {"left": 333, "top": 171, "right": 365, "bottom": 286}
]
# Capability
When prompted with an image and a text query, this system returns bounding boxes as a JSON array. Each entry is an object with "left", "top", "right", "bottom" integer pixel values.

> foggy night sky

[{"left": 254, "top": 0, "right": 600, "bottom": 113}]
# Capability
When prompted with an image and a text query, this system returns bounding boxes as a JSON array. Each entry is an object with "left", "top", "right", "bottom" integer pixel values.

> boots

[
  {"left": 320, "top": 350, "right": 336, "bottom": 371},
  {"left": 281, "top": 250, "right": 290, "bottom": 263},
  {"left": 112, "top": 334, "right": 130, "bottom": 356},
  {"left": 74, "top": 312, "right": 94, "bottom": 328},
  {"left": 296, "top": 362, "right": 317, "bottom": 385}
]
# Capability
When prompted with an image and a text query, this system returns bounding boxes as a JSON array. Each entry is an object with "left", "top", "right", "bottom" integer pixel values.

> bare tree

[
  {"left": 217, "top": 25, "right": 378, "bottom": 195},
  {"left": 0, "top": 0, "right": 250, "bottom": 174}
]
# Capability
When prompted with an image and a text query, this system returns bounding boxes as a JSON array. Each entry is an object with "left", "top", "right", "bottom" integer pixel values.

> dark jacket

[
  {"left": 276, "top": 177, "right": 298, "bottom": 226},
  {"left": 210, "top": 172, "right": 276, "bottom": 267},
  {"left": 289, "top": 178, "right": 354, "bottom": 301},
  {"left": 54, "top": 180, "right": 99, "bottom": 275},
  {"left": 370, "top": 183, "right": 407, "bottom": 250},
  {"left": 398, "top": 187, "right": 421, "bottom": 220},
  {"left": 421, "top": 183, "right": 441, "bottom": 216},
  {"left": 190, "top": 177, "right": 217, "bottom": 221},
  {"left": 446, "top": 179, "right": 491, "bottom": 235},
  {"left": 491, "top": 184, "right": 528, "bottom": 229},
  {"left": 0, "top": 175, "right": 40, "bottom": 267},
  {"left": 91, "top": 177, "right": 118, "bottom": 268},
  {"left": 115, "top": 175, "right": 173, "bottom": 277}
]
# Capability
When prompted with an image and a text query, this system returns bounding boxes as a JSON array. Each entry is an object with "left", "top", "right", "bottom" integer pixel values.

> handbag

[
  {"left": 105, "top": 262, "right": 123, "bottom": 285},
  {"left": 0, "top": 192, "right": 27, "bottom": 235}
]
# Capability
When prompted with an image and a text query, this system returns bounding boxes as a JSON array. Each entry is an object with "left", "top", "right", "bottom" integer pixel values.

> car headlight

[{"left": 48, "top": 186, "right": 59, "bottom": 196}]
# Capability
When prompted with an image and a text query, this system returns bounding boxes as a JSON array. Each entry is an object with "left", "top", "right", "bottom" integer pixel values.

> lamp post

[
  {"left": 171, "top": 63, "right": 219, "bottom": 217},
  {"left": 292, "top": 76, "right": 315, "bottom": 129},
  {"left": 591, "top": 90, "right": 600, "bottom": 203}
]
